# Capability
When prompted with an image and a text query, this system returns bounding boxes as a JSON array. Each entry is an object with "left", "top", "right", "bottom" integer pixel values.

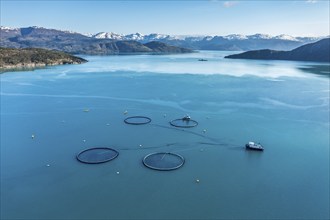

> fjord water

[{"left": 1, "top": 51, "right": 329, "bottom": 219}]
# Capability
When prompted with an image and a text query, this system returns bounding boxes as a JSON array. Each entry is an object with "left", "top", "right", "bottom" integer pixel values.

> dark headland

[{"left": 225, "top": 38, "right": 330, "bottom": 63}]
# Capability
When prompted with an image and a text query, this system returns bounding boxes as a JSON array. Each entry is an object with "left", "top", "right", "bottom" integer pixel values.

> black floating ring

[
  {"left": 124, "top": 116, "right": 152, "bottom": 125},
  {"left": 142, "top": 152, "right": 185, "bottom": 171},
  {"left": 169, "top": 119, "right": 198, "bottom": 128},
  {"left": 76, "top": 147, "right": 119, "bottom": 164}
]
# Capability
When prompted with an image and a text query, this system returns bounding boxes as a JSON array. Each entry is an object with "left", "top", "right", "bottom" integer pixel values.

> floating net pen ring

[
  {"left": 124, "top": 116, "right": 152, "bottom": 125},
  {"left": 169, "top": 118, "right": 198, "bottom": 128},
  {"left": 142, "top": 152, "right": 185, "bottom": 171},
  {"left": 76, "top": 147, "right": 119, "bottom": 164}
]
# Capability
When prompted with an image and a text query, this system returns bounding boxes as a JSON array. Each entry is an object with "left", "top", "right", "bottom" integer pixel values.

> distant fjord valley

[{"left": 0, "top": 26, "right": 329, "bottom": 70}]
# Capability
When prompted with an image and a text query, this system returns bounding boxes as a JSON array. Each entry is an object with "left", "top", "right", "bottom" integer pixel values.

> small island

[{"left": 0, "top": 47, "right": 87, "bottom": 71}]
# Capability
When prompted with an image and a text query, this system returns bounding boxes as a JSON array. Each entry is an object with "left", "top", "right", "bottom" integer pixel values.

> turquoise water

[{"left": 1, "top": 51, "right": 329, "bottom": 219}]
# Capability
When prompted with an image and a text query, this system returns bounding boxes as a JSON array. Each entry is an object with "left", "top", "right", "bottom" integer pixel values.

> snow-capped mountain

[
  {"left": 145, "top": 33, "right": 170, "bottom": 41},
  {"left": 124, "top": 32, "right": 145, "bottom": 41},
  {"left": 88, "top": 32, "right": 207, "bottom": 42},
  {"left": 274, "top": 34, "right": 299, "bottom": 41},
  {"left": 204, "top": 36, "right": 214, "bottom": 41},
  {"left": 247, "top": 34, "right": 273, "bottom": 40},
  {"left": 0, "top": 26, "right": 19, "bottom": 31},
  {"left": 224, "top": 34, "right": 248, "bottom": 40},
  {"left": 88, "top": 31, "right": 323, "bottom": 44},
  {"left": 93, "top": 32, "right": 124, "bottom": 40}
]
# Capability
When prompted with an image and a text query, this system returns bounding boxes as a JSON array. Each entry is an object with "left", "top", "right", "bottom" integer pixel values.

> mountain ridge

[
  {"left": 224, "top": 38, "right": 330, "bottom": 63},
  {"left": 1, "top": 26, "right": 327, "bottom": 52},
  {"left": 87, "top": 29, "right": 325, "bottom": 42},
  {"left": 0, "top": 26, "right": 193, "bottom": 55},
  {"left": 89, "top": 31, "right": 325, "bottom": 51}
]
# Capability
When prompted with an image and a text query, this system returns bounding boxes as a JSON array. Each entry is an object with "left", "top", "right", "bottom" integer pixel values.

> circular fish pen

[
  {"left": 142, "top": 152, "right": 185, "bottom": 171},
  {"left": 169, "top": 118, "right": 198, "bottom": 128},
  {"left": 76, "top": 147, "right": 119, "bottom": 164},
  {"left": 124, "top": 116, "right": 152, "bottom": 125}
]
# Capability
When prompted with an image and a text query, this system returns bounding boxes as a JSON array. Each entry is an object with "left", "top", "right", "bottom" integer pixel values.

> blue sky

[{"left": 1, "top": 0, "right": 329, "bottom": 36}]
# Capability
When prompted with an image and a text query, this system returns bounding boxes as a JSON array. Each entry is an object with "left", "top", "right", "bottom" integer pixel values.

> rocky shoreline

[{"left": 1, "top": 61, "right": 85, "bottom": 70}]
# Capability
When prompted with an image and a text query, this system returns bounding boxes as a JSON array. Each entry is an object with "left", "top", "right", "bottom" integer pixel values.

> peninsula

[{"left": 0, "top": 47, "right": 87, "bottom": 71}]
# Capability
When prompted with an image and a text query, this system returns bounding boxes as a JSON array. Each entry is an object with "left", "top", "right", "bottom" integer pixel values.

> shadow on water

[{"left": 298, "top": 64, "right": 330, "bottom": 78}]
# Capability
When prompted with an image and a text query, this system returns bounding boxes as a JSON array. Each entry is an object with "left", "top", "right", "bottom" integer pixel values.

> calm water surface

[{"left": 1, "top": 51, "right": 329, "bottom": 219}]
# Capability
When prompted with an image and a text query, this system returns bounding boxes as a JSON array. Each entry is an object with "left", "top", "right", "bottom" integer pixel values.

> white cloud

[
  {"left": 223, "top": 1, "right": 238, "bottom": 8},
  {"left": 306, "top": 0, "right": 318, "bottom": 3}
]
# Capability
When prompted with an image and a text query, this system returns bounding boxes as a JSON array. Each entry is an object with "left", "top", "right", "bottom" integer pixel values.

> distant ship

[
  {"left": 198, "top": 59, "right": 208, "bottom": 61},
  {"left": 246, "top": 141, "right": 264, "bottom": 151}
]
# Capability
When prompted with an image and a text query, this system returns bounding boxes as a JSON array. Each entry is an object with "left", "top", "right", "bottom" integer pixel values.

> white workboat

[{"left": 246, "top": 141, "right": 264, "bottom": 151}]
